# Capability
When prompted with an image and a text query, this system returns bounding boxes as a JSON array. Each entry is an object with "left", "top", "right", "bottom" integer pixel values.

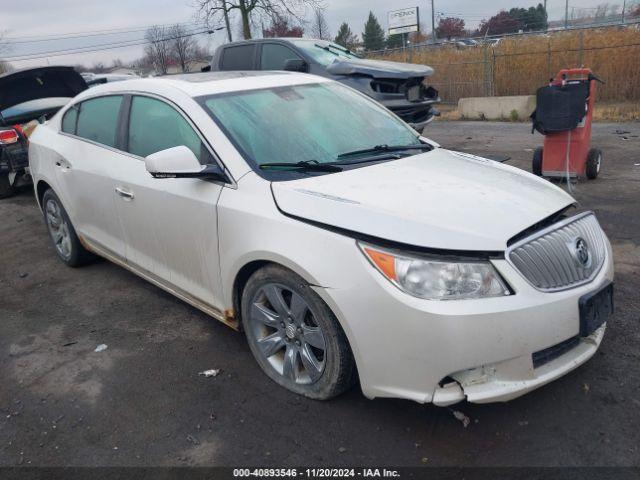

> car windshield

[
  {"left": 199, "top": 82, "right": 422, "bottom": 179},
  {"left": 289, "top": 40, "right": 361, "bottom": 67}
]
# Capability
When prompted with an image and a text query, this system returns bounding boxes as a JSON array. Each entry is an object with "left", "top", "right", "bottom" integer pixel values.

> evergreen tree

[
  {"left": 334, "top": 22, "right": 357, "bottom": 49},
  {"left": 386, "top": 34, "right": 404, "bottom": 49},
  {"left": 362, "top": 11, "right": 385, "bottom": 51}
]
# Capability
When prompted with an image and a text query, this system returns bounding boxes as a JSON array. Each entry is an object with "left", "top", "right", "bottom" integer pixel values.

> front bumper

[
  {"left": 316, "top": 236, "right": 614, "bottom": 405},
  {"left": 433, "top": 324, "right": 606, "bottom": 405},
  {"left": 382, "top": 98, "right": 441, "bottom": 131}
]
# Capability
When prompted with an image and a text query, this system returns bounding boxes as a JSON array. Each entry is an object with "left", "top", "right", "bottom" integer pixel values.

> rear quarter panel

[{"left": 28, "top": 124, "right": 65, "bottom": 211}]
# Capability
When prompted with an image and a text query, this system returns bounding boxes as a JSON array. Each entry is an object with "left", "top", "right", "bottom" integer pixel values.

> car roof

[
  {"left": 70, "top": 71, "right": 330, "bottom": 101},
  {"left": 223, "top": 37, "right": 324, "bottom": 46}
]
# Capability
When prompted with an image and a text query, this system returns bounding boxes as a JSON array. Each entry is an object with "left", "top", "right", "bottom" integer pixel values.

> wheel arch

[
  {"left": 229, "top": 254, "right": 360, "bottom": 368},
  {"left": 231, "top": 259, "right": 271, "bottom": 329},
  {"left": 230, "top": 257, "right": 360, "bottom": 392},
  {"left": 230, "top": 257, "right": 326, "bottom": 324},
  {"left": 36, "top": 179, "right": 54, "bottom": 210}
]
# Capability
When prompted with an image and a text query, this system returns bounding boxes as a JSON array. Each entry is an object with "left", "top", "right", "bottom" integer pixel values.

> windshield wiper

[
  {"left": 315, "top": 43, "right": 361, "bottom": 58},
  {"left": 259, "top": 160, "right": 343, "bottom": 172},
  {"left": 336, "top": 144, "right": 432, "bottom": 160}
]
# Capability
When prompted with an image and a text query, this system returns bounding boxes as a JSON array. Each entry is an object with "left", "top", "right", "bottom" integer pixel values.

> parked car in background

[
  {"left": 0, "top": 66, "right": 87, "bottom": 198},
  {"left": 29, "top": 72, "right": 613, "bottom": 405},
  {"left": 206, "top": 38, "right": 441, "bottom": 132},
  {"left": 454, "top": 38, "right": 479, "bottom": 48},
  {"left": 480, "top": 37, "right": 502, "bottom": 47}
]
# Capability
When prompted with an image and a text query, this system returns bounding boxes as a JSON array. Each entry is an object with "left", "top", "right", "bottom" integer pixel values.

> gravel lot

[{"left": 1, "top": 121, "right": 638, "bottom": 467}]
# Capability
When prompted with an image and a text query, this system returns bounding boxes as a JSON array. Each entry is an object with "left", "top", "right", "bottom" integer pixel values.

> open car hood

[
  {"left": 0, "top": 66, "right": 87, "bottom": 120},
  {"left": 326, "top": 57, "right": 434, "bottom": 79},
  {"left": 271, "top": 149, "right": 575, "bottom": 252}
]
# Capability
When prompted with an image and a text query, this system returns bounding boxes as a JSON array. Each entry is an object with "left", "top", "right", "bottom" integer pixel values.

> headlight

[{"left": 359, "top": 243, "right": 511, "bottom": 300}]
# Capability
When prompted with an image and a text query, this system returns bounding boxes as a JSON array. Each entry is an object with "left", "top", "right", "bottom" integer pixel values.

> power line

[
  {"left": 1, "top": 21, "right": 204, "bottom": 43},
  {"left": 4, "top": 26, "right": 205, "bottom": 59},
  {"left": 4, "top": 29, "right": 210, "bottom": 62},
  {"left": 2, "top": 23, "right": 206, "bottom": 45}
]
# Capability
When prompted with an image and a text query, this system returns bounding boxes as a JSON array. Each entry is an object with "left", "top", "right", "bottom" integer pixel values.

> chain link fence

[{"left": 368, "top": 25, "right": 640, "bottom": 105}]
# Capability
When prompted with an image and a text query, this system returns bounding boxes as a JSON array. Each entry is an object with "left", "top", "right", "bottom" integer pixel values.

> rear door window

[
  {"left": 61, "top": 106, "right": 78, "bottom": 134},
  {"left": 260, "top": 44, "right": 302, "bottom": 70},
  {"left": 220, "top": 44, "right": 256, "bottom": 70},
  {"left": 75, "top": 95, "right": 123, "bottom": 148},
  {"left": 126, "top": 95, "right": 212, "bottom": 164}
]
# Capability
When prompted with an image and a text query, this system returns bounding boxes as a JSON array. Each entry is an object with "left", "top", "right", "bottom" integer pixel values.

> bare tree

[
  {"left": 195, "top": 0, "right": 323, "bottom": 40},
  {"left": 145, "top": 25, "right": 172, "bottom": 75},
  {"left": 222, "top": 1, "right": 233, "bottom": 42},
  {"left": 171, "top": 24, "right": 197, "bottom": 72},
  {"left": 310, "top": 6, "right": 330, "bottom": 40}
]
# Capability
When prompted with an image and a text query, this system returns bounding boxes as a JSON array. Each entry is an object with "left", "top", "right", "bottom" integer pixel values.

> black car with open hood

[
  {"left": 0, "top": 66, "right": 87, "bottom": 198},
  {"left": 208, "top": 38, "right": 440, "bottom": 132}
]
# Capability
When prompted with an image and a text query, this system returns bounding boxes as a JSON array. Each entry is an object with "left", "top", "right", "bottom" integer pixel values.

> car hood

[
  {"left": 0, "top": 66, "right": 87, "bottom": 119},
  {"left": 271, "top": 149, "right": 575, "bottom": 252},
  {"left": 326, "top": 57, "right": 433, "bottom": 79}
]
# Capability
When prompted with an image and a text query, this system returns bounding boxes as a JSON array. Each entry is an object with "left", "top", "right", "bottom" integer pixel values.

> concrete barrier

[{"left": 458, "top": 95, "right": 536, "bottom": 121}]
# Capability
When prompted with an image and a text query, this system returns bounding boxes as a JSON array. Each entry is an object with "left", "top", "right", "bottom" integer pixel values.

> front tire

[
  {"left": 241, "top": 265, "right": 356, "bottom": 400},
  {"left": 586, "top": 148, "right": 602, "bottom": 180},
  {"left": 42, "top": 189, "right": 95, "bottom": 267},
  {"left": 0, "top": 173, "right": 15, "bottom": 199}
]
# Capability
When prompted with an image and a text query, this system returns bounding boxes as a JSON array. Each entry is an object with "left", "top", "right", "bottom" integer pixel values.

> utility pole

[
  {"left": 544, "top": 0, "right": 548, "bottom": 31},
  {"left": 431, "top": 0, "right": 436, "bottom": 43},
  {"left": 565, "top": 0, "right": 569, "bottom": 29},
  {"left": 622, "top": 0, "right": 626, "bottom": 24}
]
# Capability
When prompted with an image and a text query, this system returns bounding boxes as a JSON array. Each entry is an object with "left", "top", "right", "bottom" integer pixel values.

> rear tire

[
  {"left": 586, "top": 148, "right": 602, "bottom": 180},
  {"left": 532, "top": 147, "right": 543, "bottom": 176},
  {"left": 0, "top": 173, "right": 15, "bottom": 199},
  {"left": 42, "top": 189, "right": 95, "bottom": 267},
  {"left": 241, "top": 265, "right": 356, "bottom": 400}
]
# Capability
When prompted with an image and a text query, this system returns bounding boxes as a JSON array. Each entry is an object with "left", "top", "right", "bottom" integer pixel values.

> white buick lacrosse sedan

[{"left": 29, "top": 71, "right": 614, "bottom": 404}]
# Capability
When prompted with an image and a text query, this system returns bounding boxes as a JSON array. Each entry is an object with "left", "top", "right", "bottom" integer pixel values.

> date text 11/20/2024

[{"left": 233, "top": 468, "right": 401, "bottom": 478}]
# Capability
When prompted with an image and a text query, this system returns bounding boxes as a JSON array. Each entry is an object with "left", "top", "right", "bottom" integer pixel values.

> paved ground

[{"left": 1, "top": 122, "right": 639, "bottom": 467}]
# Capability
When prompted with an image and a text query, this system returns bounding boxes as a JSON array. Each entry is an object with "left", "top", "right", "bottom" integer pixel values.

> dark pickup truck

[
  {"left": 206, "top": 38, "right": 441, "bottom": 132},
  {"left": 0, "top": 66, "right": 87, "bottom": 198}
]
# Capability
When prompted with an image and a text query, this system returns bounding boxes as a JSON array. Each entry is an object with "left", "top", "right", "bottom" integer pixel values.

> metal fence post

[
  {"left": 547, "top": 38, "right": 552, "bottom": 80},
  {"left": 448, "top": 61, "right": 454, "bottom": 104},
  {"left": 491, "top": 49, "right": 496, "bottom": 96},
  {"left": 483, "top": 44, "right": 490, "bottom": 96},
  {"left": 578, "top": 30, "right": 584, "bottom": 66}
]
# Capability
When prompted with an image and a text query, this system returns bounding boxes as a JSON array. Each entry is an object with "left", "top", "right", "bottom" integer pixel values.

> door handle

[{"left": 115, "top": 186, "right": 134, "bottom": 200}]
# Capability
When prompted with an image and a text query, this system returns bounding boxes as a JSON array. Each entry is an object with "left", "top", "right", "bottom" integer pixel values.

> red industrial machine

[{"left": 530, "top": 68, "right": 604, "bottom": 180}]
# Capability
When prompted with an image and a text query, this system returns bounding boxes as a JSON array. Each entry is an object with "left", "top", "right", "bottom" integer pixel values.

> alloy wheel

[
  {"left": 247, "top": 283, "right": 326, "bottom": 385},
  {"left": 45, "top": 198, "right": 72, "bottom": 259}
]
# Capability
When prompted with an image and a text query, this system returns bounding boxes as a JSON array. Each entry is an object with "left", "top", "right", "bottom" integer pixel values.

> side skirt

[{"left": 78, "top": 235, "right": 239, "bottom": 330}]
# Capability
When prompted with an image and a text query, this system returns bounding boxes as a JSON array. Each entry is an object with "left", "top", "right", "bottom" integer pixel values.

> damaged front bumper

[
  {"left": 380, "top": 96, "right": 441, "bottom": 131},
  {"left": 317, "top": 238, "right": 614, "bottom": 405},
  {"left": 337, "top": 75, "right": 441, "bottom": 131},
  {"left": 433, "top": 324, "right": 606, "bottom": 406}
]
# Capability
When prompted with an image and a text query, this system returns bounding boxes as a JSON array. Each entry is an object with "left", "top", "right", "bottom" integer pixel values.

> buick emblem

[{"left": 573, "top": 237, "right": 591, "bottom": 267}]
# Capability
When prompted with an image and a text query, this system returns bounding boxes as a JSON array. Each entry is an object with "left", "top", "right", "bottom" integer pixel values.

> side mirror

[
  {"left": 283, "top": 59, "right": 308, "bottom": 73},
  {"left": 145, "top": 146, "right": 228, "bottom": 182}
]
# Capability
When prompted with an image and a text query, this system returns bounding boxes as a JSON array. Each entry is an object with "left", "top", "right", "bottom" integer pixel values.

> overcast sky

[{"left": 0, "top": 0, "right": 624, "bottom": 69}]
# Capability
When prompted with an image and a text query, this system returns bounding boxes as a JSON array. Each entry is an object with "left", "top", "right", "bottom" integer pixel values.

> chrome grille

[{"left": 507, "top": 212, "right": 607, "bottom": 292}]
